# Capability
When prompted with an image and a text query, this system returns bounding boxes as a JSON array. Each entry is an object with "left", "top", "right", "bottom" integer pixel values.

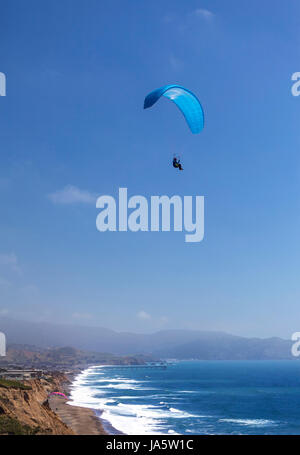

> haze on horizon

[{"left": 0, "top": 0, "right": 300, "bottom": 339}]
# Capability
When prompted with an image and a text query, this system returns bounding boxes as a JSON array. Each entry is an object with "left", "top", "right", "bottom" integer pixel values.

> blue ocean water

[{"left": 68, "top": 361, "right": 300, "bottom": 435}]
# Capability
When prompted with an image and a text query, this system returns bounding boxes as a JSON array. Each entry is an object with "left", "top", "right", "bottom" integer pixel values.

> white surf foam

[
  {"left": 219, "top": 418, "right": 275, "bottom": 426},
  {"left": 67, "top": 367, "right": 190, "bottom": 435}
]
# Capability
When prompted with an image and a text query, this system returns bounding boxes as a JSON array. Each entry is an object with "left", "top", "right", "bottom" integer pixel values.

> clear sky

[{"left": 0, "top": 0, "right": 300, "bottom": 338}]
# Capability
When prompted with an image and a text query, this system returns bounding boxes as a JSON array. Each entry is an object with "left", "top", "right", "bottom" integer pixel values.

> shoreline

[
  {"left": 50, "top": 368, "right": 124, "bottom": 435},
  {"left": 49, "top": 396, "right": 108, "bottom": 435}
]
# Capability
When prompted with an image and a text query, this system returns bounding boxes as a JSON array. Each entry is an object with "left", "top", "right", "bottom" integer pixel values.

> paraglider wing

[
  {"left": 144, "top": 85, "right": 204, "bottom": 134},
  {"left": 48, "top": 392, "right": 68, "bottom": 399}
]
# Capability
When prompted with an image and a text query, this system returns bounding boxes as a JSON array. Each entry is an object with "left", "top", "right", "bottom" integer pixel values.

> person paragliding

[
  {"left": 48, "top": 391, "right": 68, "bottom": 400},
  {"left": 172, "top": 156, "right": 183, "bottom": 171},
  {"left": 144, "top": 85, "right": 204, "bottom": 171}
]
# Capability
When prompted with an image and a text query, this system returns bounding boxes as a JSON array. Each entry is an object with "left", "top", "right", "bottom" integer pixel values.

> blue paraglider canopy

[{"left": 144, "top": 85, "right": 204, "bottom": 134}]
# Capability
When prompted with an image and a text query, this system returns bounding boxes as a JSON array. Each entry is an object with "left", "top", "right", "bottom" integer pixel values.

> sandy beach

[
  {"left": 47, "top": 373, "right": 110, "bottom": 435},
  {"left": 48, "top": 396, "right": 108, "bottom": 435}
]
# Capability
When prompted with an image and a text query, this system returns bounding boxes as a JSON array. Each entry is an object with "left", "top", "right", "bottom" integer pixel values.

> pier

[{"left": 108, "top": 364, "right": 167, "bottom": 370}]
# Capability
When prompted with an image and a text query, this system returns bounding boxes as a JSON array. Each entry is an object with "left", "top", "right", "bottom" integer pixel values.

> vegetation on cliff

[
  {"left": 0, "top": 379, "right": 32, "bottom": 390},
  {"left": 0, "top": 415, "right": 40, "bottom": 435}
]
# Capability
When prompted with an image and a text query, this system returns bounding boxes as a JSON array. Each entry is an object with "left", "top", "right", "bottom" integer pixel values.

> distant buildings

[{"left": 0, "top": 369, "right": 43, "bottom": 380}]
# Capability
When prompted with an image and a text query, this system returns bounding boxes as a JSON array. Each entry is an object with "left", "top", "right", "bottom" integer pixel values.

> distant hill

[
  {"left": 0, "top": 317, "right": 294, "bottom": 360},
  {"left": 152, "top": 333, "right": 293, "bottom": 360},
  {"left": 0, "top": 344, "right": 153, "bottom": 369}
]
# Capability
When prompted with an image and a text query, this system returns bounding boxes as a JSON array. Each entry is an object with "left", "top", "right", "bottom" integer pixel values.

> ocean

[{"left": 68, "top": 360, "right": 300, "bottom": 435}]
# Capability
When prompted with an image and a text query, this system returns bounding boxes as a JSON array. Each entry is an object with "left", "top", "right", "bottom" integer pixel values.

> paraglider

[
  {"left": 144, "top": 85, "right": 204, "bottom": 134},
  {"left": 48, "top": 392, "right": 68, "bottom": 400},
  {"left": 144, "top": 85, "right": 204, "bottom": 171}
]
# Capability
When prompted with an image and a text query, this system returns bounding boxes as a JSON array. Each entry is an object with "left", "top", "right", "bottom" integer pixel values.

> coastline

[
  {"left": 49, "top": 368, "right": 123, "bottom": 435},
  {"left": 48, "top": 395, "right": 108, "bottom": 435}
]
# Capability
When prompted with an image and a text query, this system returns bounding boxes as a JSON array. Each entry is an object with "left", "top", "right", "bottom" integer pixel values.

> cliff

[{"left": 0, "top": 374, "right": 74, "bottom": 434}]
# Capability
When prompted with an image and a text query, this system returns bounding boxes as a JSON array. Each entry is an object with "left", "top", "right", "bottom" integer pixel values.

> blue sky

[{"left": 0, "top": 0, "right": 300, "bottom": 337}]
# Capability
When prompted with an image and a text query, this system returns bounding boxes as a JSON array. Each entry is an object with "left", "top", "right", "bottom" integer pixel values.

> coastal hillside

[
  {"left": 0, "top": 345, "right": 154, "bottom": 370},
  {"left": 0, "top": 374, "right": 74, "bottom": 435},
  {"left": 0, "top": 317, "right": 294, "bottom": 360}
]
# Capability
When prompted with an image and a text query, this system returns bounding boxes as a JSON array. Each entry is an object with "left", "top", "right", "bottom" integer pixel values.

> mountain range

[{"left": 0, "top": 317, "right": 294, "bottom": 360}]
